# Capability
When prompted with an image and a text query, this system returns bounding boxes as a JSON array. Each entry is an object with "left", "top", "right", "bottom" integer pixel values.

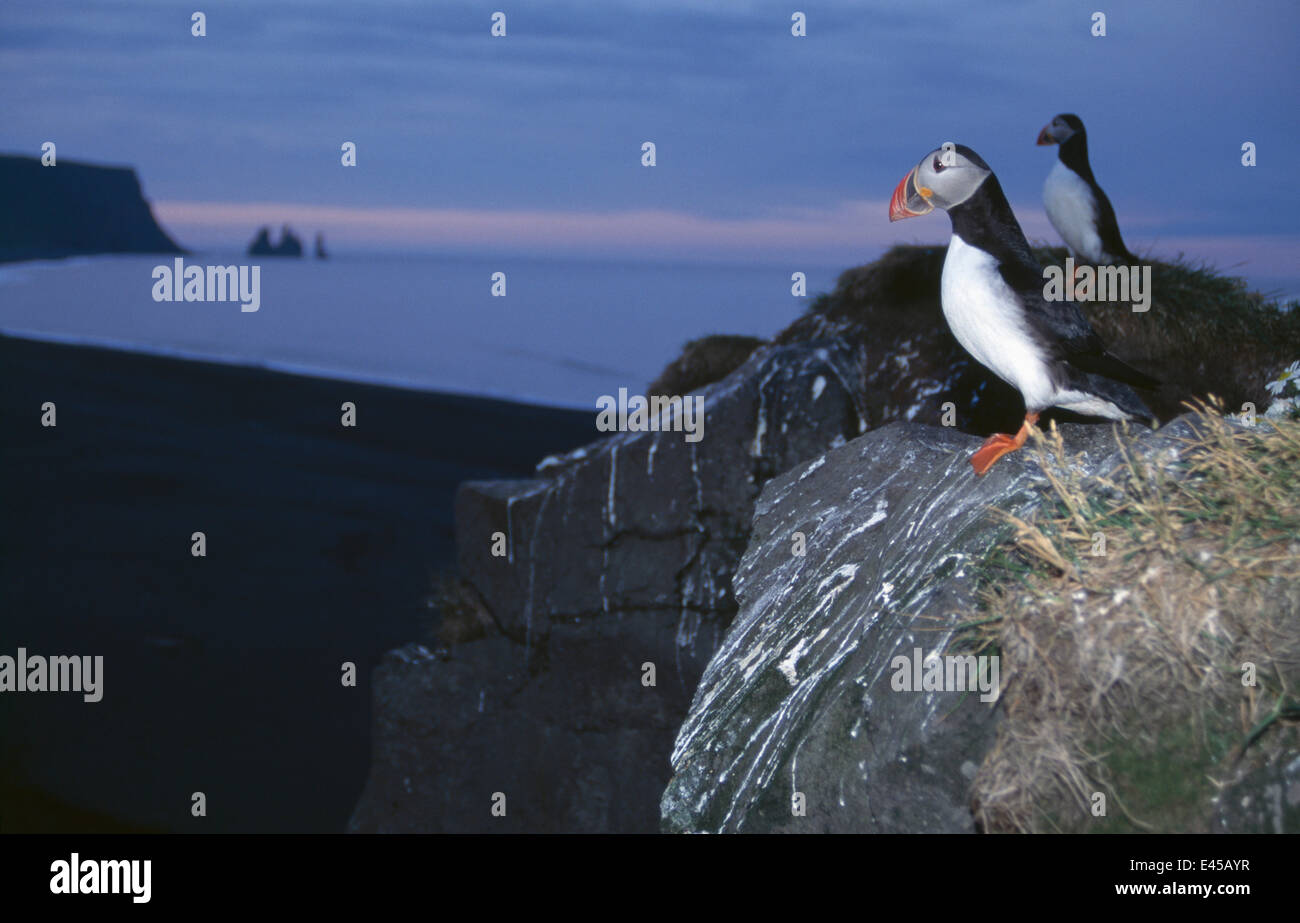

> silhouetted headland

[{"left": 0, "top": 153, "right": 182, "bottom": 264}]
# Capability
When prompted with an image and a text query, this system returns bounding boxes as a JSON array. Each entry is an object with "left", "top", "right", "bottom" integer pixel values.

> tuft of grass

[
  {"left": 775, "top": 245, "right": 948, "bottom": 347},
  {"left": 1031, "top": 245, "right": 1300, "bottom": 422},
  {"left": 647, "top": 334, "right": 764, "bottom": 397},
  {"left": 966, "top": 402, "right": 1300, "bottom": 833},
  {"left": 429, "top": 571, "right": 497, "bottom": 645}
]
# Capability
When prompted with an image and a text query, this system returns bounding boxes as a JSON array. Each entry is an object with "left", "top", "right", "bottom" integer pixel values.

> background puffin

[
  {"left": 1037, "top": 113, "right": 1135, "bottom": 265},
  {"left": 888, "top": 143, "right": 1157, "bottom": 474}
]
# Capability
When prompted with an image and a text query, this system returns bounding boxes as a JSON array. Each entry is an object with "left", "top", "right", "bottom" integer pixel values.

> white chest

[
  {"left": 1043, "top": 160, "right": 1102, "bottom": 262},
  {"left": 940, "top": 235, "right": 1057, "bottom": 411}
]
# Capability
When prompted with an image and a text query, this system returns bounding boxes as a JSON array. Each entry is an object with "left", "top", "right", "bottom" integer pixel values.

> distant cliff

[{"left": 0, "top": 154, "right": 183, "bottom": 263}]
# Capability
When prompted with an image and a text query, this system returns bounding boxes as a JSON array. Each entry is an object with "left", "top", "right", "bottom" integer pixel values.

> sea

[{"left": 0, "top": 252, "right": 847, "bottom": 407}]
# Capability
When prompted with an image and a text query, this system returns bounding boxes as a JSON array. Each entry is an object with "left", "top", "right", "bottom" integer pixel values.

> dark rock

[
  {"left": 248, "top": 228, "right": 274, "bottom": 255},
  {"left": 347, "top": 617, "right": 698, "bottom": 833},
  {"left": 1212, "top": 753, "right": 1300, "bottom": 833},
  {"left": 0, "top": 153, "right": 182, "bottom": 263},
  {"left": 660, "top": 418, "right": 1176, "bottom": 833},
  {"left": 248, "top": 224, "right": 303, "bottom": 257},
  {"left": 349, "top": 340, "right": 871, "bottom": 832},
  {"left": 454, "top": 340, "right": 869, "bottom": 649}
]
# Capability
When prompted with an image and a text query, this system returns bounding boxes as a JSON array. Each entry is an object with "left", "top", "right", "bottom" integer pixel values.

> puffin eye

[{"left": 932, "top": 156, "right": 946, "bottom": 173}]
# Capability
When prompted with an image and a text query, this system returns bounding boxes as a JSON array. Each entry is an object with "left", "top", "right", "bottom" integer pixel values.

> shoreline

[{"left": 0, "top": 326, "right": 599, "bottom": 412}]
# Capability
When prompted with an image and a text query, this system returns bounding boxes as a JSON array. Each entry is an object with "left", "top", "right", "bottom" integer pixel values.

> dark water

[
  {"left": 0, "top": 334, "right": 594, "bottom": 831},
  {"left": 0, "top": 254, "right": 837, "bottom": 408}
]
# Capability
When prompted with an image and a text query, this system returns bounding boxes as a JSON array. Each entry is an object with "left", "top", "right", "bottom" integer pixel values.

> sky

[{"left": 2, "top": 0, "right": 1297, "bottom": 286}]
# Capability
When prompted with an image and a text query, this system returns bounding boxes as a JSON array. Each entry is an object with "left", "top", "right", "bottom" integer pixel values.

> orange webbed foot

[
  {"left": 968, "top": 413, "right": 1039, "bottom": 476},
  {"left": 969, "top": 433, "right": 1019, "bottom": 475}
]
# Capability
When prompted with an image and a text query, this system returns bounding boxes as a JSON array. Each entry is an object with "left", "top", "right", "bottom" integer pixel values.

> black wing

[
  {"left": 996, "top": 251, "right": 1159, "bottom": 391},
  {"left": 1091, "top": 182, "right": 1135, "bottom": 264}
]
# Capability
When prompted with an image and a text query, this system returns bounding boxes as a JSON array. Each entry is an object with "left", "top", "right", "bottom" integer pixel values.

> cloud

[
  {"left": 7, "top": 0, "right": 1297, "bottom": 285},
  {"left": 154, "top": 199, "right": 1300, "bottom": 285}
]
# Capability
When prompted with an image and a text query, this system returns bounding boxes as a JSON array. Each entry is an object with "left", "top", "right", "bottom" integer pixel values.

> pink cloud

[{"left": 153, "top": 199, "right": 1299, "bottom": 285}]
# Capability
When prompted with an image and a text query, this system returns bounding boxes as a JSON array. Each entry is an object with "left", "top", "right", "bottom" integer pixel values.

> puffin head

[
  {"left": 888, "top": 143, "right": 994, "bottom": 221},
  {"left": 1036, "top": 113, "right": 1085, "bottom": 146}
]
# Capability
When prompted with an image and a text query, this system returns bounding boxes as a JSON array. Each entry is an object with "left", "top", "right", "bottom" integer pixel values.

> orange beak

[
  {"left": 1036, "top": 124, "right": 1055, "bottom": 145},
  {"left": 889, "top": 167, "right": 933, "bottom": 221}
]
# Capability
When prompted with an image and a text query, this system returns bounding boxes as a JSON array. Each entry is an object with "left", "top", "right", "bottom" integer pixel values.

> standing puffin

[
  {"left": 1037, "top": 114, "right": 1135, "bottom": 264},
  {"left": 888, "top": 144, "right": 1157, "bottom": 474}
]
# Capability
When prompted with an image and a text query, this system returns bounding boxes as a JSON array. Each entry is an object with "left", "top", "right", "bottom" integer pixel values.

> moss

[{"left": 1084, "top": 718, "right": 1238, "bottom": 833}]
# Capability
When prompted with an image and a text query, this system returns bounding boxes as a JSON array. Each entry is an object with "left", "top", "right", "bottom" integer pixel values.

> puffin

[
  {"left": 888, "top": 143, "right": 1157, "bottom": 474},
  {"left": 1037, "top": 114, "right": 1135, "bottom": 264}
]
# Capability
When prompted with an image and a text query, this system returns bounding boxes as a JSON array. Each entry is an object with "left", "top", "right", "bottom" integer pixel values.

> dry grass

[{"left": 966, "top": 402, "right": 1300, "bottom": 832}]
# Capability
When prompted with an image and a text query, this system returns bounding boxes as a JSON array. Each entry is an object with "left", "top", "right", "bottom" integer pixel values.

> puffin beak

[
  {"left": 889, "top": 166, "right": 934, "bottom": 221},
  {"left": 1036, "top": 124, "right": 1055, "bottom": 145}
]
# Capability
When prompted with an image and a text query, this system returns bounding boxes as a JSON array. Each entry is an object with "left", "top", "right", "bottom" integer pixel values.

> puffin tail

[
  {"left": 1067, "top": 366, "right": 1158, "bottom": 422},
  {"left": 1073, "top": 351, "right": 1160, "bottom": 392}
]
